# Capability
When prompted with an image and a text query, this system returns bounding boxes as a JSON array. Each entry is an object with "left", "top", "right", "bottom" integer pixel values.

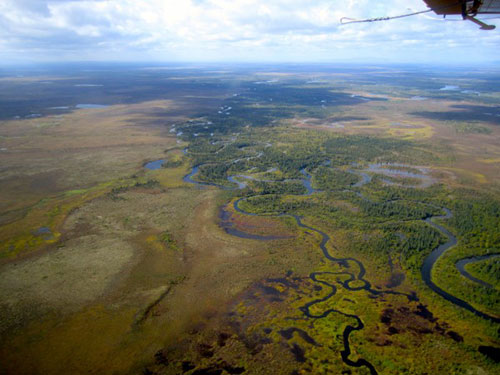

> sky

[{"left": 1, "top": 0, "right": 499, "bottom": 64}]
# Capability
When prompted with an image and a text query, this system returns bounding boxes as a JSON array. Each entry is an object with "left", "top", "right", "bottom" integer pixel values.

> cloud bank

[{"left": 1, "top": 0, "right": 499, "bottom": 63}]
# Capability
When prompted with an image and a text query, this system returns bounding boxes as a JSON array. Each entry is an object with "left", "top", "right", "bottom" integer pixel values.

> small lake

[
  {"left": 35, "top": 227, "right": 51, "bottom": 235},
  {"left": 75, "top": 104, "right": 109, "bottom": 109},
  {"left": 34, "top": 226, "right": 53, "bottom": 240},
  {"left": 144, "top": 159, "right": 165, "bottom": 170}
]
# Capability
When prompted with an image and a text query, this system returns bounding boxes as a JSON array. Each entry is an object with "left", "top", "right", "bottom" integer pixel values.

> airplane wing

[
  {"left": 423, "top": 0, "right": 500, "bottom": 16},
  {"left": 341, "top": 1, "right": 499, "bottom": 29},
  {"left": 423, "top": 0, "right": 463, "bottom": 15}
]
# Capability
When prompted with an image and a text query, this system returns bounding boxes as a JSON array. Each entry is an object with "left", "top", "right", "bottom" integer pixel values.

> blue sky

[{"left": 1, "top": 0, "right": 499, "bottom": 64}]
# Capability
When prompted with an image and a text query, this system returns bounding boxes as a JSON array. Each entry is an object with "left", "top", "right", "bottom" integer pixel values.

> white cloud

[{"left": 0, "top": 0, "right": 499, "bottom": 63}]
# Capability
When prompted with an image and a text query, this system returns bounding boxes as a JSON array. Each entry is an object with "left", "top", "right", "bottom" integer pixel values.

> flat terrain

[{"left": 0, "top": 64, "right": 498, "bottom": 375}]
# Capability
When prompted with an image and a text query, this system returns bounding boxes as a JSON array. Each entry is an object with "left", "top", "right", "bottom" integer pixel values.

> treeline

[
  {"left": 447, "top": 192, "right": 500, "bottom": 248},
  {"left": 360, "top": 182, "right": 444, "bottom": 204},
  {"left": 340, "top": 220, "right": 446, "bottom": 273},
  {"left": 239, "top": 194, "right": 322, "bottom": 215},
  {"left": 191, "top": 145, "right": 246, "bottom": 166},
  {"left": 313, "top": 166, "right": 358, "bottom": 190},
  {"left": 323, "top": 135, "right": 411, "bottom": 164},
  {"left": 360, "top": 221, "right": 445, "bottom": 273},
  {"left": 397, "top": 223, "right": 445, "bottom": 272},
  {"left": 359, "top": 200, "right": 440, "bottom": 221},
  {"left": 466, "top": 257, "right": 500, "bottom": 288},
  {"left": 259, "top": 148, "right": 323, "bottom": 177},
  {"left": 197, "top": 164, "right": 231, "bottom": 183},
  {"left": 457, "top": 283, "right": 499, "bottom": 313},
  {"left": 188, "top": 138, "right": 225, "bottom": 154},
  {"left": 251, "top": 180, "right": 306, "bottom": 195}
]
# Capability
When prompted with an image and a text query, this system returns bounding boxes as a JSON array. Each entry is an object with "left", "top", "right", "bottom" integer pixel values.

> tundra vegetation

[{"left": 0, "top": 64, "right": 499, "bottom": 375}]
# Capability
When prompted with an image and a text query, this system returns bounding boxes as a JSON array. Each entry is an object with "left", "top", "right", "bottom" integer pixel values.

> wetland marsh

[{"left": 0, "top": 64, "right": 499, "bottom": 375}]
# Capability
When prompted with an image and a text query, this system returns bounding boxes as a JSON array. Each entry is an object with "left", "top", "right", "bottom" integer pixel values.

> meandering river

[
  {"left": 455, "top": 254, "right": 499, "bottom": 289},
  {"left": 182, "top": 160, "right": 499, "bottom": 373}
]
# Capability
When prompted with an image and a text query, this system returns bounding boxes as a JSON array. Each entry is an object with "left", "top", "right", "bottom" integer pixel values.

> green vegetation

[
  {"left": 466, "top": 257, "right": 500, "bottom": 289},
  {"left": 313, "top": 166, "right": 358, "bottom": 190},
  {"left": 429, "top": 190, "right": 500, "bottom": 315},
  {"left": 323, "top": 135, "right": 412, "bottom": 163},
  {"left": 163, "top": 159, "right": 183, "bottom": 168},
  {"left": 453, "top": 123, "right": 492, "bottom": 134},
  {"left": 173, "top": 107, "right": 500, "bottom": 373},
  {"left": 251, "top": 180, "right": 306, "bottom": 195},
  {"left": 159, "top": 231, "right": 178, "bottom": 251},
  {"left": 448, "top": 193, "right": 500, "bottom": 249}
]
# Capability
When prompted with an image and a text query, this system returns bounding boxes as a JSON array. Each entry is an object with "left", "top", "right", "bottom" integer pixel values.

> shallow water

[
  {"left": 365, "top": 163, "right": 435, "bottom": 188},
  {"left": 144, "top": 159, "right": 165, "bottom": 170}
]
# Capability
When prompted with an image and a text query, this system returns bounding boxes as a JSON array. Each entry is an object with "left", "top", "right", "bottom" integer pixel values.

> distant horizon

[
  {"left": 1, "top": 60, "right": 500, "bottom": 69},
  {"left": 1, "top": 0, "right": 499, "bottom": 66}
]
